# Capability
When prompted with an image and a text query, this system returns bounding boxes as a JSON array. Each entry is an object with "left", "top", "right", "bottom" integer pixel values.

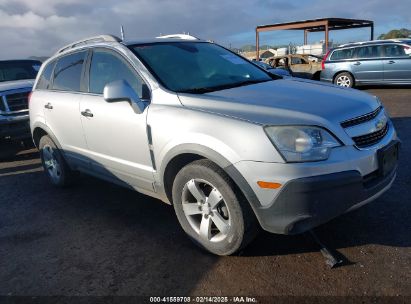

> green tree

[{"left": 378, "top": 28, "right": 411, "bottom": 39}]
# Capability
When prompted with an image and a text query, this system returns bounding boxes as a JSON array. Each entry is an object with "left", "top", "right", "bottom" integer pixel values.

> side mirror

[{"left": 103, "top": 80, "right": 146, "bottom": 114}]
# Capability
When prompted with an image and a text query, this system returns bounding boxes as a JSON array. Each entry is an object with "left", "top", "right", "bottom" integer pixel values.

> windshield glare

[
  {"left": 0, "top": 61, "right": 41, "bottom": 82},
  {"left": 130, "top": 42, "right": 272, "bottom": 93}
]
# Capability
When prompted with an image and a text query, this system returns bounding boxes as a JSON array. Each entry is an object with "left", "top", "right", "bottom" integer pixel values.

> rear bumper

[
  {"left": 0, "top": 114, "right": 31, "bottom": 140},
  {"left": 253, "top": 167, "right": 396, "bottom": 235}
]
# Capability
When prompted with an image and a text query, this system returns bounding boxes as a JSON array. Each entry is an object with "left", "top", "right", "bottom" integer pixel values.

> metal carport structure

[{"left": 255, "top": 18, "right": 374, "bottom": 60}]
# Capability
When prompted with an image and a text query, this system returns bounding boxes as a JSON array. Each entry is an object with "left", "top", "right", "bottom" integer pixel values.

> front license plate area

[{"left": 377, "top": 141, "right": 399, "bottom": 177}]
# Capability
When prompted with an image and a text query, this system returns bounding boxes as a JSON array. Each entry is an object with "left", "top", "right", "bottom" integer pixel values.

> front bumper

[
  {"left": 0, "top": 114, "right": 31, "bottom": 140},
  {"left": 233, "top": 139, "right": 398, "bottom": 235},
  {"left": 254, "top": 167, "right": 396, "bottom": 234}
]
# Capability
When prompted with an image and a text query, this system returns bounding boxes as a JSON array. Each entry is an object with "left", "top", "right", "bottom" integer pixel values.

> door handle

[
  {"left": 81, "top": 109, "right": 94, "bottom": 117},
  {"left": 44, "top": 103, "right": 53, "bottom": 109},
  {"left": 353, "top": 61, "right": 361, "bottom": 66},
  {"left": 387, "top": 60, "right": 395, "bottom": 64}
]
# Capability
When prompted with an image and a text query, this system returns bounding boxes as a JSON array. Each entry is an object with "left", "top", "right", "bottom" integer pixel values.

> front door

[
  {"left": 79, "top": 48, "right": 154, "bottom": 192},
  {"left": 382, "top": 44, "right": 411, "bottom": 83}
]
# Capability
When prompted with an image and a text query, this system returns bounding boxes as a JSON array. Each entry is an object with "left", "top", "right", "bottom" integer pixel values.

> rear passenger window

[
  {"left": 89, "top": 49, "right": 146, "bottom": 98},
  {"left": 356, "top": 46, "right": 382, "bottom": 58},
  {"left": 330, "top": 48, "right": 355, "bottom": 61},
  {"left": 52, "top": 51, "right": 87, "bottom": 92},
  {"left": 36, "top": 61, "right": 55, "bottom": 90},
  {"left": 383, "top": 45, "right": 407, "bottom": 57}
]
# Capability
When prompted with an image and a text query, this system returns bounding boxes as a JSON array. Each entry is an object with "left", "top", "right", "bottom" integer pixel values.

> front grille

[
  {"left": 352, "top": 123, "right": 389, "bottom": 148},
  {"left": 4, "top": 92, "right": 29, "bottom": 112},
  {"left": 341, "top": 106, "right": 382, "bottom": 128}
]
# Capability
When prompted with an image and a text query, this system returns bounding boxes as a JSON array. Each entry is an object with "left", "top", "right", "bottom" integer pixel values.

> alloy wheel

[
  {"left": 181, "top": 179, "right": 231, "bottom": 242},
  {"left": 42, "top": 144, "right": 62, "bottom": 183},
  {"left": 336, "top": 75, "right": 351, "bottom": 87}
]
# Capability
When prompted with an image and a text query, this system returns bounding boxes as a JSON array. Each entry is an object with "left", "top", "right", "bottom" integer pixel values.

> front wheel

[
  {"left": 334, "top": 72, "right": 354, "bottom": 88},
  {"left": 172, "top": 159, "right": 258, "bottom": 255}
]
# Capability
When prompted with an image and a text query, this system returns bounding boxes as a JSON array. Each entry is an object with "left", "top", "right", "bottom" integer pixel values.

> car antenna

[{"left": 120, "top": 25, "right": 125, "bottom": 41}]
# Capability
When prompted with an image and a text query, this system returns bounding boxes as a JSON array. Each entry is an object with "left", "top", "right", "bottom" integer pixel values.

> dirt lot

[{"left": 0, "top": 87, "right": 410, "bottom": 300}]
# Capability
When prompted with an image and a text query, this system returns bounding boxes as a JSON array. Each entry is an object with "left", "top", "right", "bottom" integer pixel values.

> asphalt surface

[{"left": 0, "top": 86, "right": 410, "bottom": 298}]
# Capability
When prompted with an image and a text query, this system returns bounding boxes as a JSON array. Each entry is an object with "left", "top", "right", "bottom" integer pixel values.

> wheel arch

[
  {"left": 160, "top": 144, "right": 263, "bottom": 226},
  {"left": 32, "top": 122, "right": 62, "bottom": 149}
]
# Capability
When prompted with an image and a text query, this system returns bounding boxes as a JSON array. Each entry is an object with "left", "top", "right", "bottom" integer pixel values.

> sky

[{"left": 0, "top": 0, "right": 410, "bottom": 59}]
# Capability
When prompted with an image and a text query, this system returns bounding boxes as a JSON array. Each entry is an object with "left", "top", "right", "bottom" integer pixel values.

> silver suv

[{"left": 30, "top": 35, "right": 399, "bottom": 255}]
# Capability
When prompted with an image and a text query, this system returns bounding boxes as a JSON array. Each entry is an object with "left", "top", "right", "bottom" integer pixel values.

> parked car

[
  {"left": 321, "top": 39, "right": 411, "bottom": 87},
  {"left": 0, "top": 60, "right": 41, "bottom": 154},
  {"left": 30, "top": 35, "right": 399, "bottom": 255},
  {"left": 252, "top": 60, "right": 292, "bottom": 77},
  {"left": 266, "top": 54, "right": 322, "bottom": 80}
]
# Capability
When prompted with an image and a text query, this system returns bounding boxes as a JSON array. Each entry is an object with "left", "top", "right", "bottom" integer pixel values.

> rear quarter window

[
  {"left": 52, "top": 51, "right": 87, "bottom": 92},
  {"left": 330, "top": 48, "right": 356, "bottom": 61},
  {"left": 36, "top": 61, "right": 55, "bottom": 90}
]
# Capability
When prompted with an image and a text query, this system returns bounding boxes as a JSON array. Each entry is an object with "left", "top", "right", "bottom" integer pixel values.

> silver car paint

[
  {"left": 30, "top": 39, "right": 397, "bottom": 232},
  {"left": 321, "top": 42, "right": 411, "bottom": 85}
]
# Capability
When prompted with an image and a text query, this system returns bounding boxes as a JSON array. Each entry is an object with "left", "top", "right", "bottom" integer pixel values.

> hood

[
  {"left": 0, "top": 79, "right": 34, "bottom": 92},
  {"left": 177, "top": 78, "right": 380, "bottom": 127}
]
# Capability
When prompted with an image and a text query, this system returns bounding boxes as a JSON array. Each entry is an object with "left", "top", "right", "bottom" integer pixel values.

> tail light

[
  {"left": 28, "top": 91, "right": 33, "bottom": 105},
  {"left": 321, "top": 49, "right": 331, "bottom": 70}
]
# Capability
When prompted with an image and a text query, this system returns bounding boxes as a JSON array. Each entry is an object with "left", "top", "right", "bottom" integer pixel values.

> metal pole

[
  {"left": 325, "top": 22, "right": 329, "bottom": 52},
  {"left": 256, "top": 29, "right": 260, "bottom": 60},
  {"left": 371, "top": 23, "right": 374, "bottom": 40},
  {"left": 304, "top": 29, "right": 308, "bottom": 45}
]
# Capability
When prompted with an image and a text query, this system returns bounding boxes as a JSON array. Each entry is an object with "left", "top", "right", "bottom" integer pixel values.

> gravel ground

[{"left": 0, "top": 87, "right": 410, "bottom": 299}]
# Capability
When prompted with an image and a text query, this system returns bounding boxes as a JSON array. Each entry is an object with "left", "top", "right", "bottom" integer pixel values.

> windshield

[
  {"left": 0, "top": 60, "right": 41, "bottom": 82},
  {"left": 129, "top": 42, "right": 273, "bottom": 93}
]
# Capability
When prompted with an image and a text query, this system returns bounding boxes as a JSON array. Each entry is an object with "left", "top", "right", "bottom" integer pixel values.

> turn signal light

[{"left": 257, "top": 181, "right": 282, "bottom": 189}]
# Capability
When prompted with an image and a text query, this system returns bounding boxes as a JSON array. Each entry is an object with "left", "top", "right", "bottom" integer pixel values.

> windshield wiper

[{"left": 178, "top": 79, "right": 272, "bottom": 94}]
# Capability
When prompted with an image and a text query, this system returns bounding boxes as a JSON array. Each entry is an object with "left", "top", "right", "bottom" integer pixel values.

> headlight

[{"left": 264, "top": 126, "right": 341, "bottom": 162}]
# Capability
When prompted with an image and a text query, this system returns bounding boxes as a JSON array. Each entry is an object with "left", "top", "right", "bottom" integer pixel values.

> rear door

[
  {"left": 289, "top": 56, "right": 312, "bottom": 78},
  {"left": 79, "top": 48, "right": 154, "bottom": 192},
  {"left": 43, "top": 50, "right": 89, "bottom": 169},
  {"left": 382, "top": 44, "right": 411, "bottom": 83},
  {"left": 350, "top": 45, "right": 384, "bottom": 83}
]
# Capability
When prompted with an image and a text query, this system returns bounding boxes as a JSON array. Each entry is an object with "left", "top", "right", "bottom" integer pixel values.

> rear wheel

[
  {"left": 334, "top": 72, "right": 354, "bottom": 88},
  {"left": 39, "top": 135, "right": 73, "bottom": 187},
  {"left": 172, "top": 159, "right": 258, "bottom": 255}
]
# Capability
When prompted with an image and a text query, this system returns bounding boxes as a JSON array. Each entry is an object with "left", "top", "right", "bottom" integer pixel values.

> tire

[
  {"left": 334, "top": 72, "right": 354, "bottom": 88},
  {"left": 39, "top": 135, "right": 73, "bottom": 187},
  {"left": 172, "top": 159, "right": 259, "bottom": 255}
]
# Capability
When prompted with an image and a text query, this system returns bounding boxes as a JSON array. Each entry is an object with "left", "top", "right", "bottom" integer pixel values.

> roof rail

[
  {"left": 56, "top": 35, "right": 121, "bottom": 54},
  {"left": 338, "top": 38, "right": 411, "bottom": 48},
  {"left": 156, "top": 34, "right": 199, "bottom": 40}
]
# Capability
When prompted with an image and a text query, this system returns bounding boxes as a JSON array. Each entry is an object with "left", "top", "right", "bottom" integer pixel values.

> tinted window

[
  {"left": 356, "top": 45, "right": 382, "bottom": 58},
  {"left": 0, "top": 60, "right": 41, "bottom": 82},
  {"left": 89, "top": 49, "right": 145, "bottom": 97},
  {"left": 330, "top": 48, "right": 356, "bottom": 60},
  {"left": 383, "top": 44, "right": 407, "bottom": 57},
  {"left": 36, "top": 61, "right": 55, "bottom": 90},
  {"left": 52, "top": 51, "right": 86, "bottom": 92}
]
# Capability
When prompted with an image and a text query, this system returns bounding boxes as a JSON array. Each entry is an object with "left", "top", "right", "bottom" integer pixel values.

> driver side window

[{"left": 89, "top": 49, "right": 147, "bottom": 98}]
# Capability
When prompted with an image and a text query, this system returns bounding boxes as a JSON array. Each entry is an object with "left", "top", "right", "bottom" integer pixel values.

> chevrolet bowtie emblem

[{"left": 375, "top": 116, "right": 387, "bottom": 131}]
